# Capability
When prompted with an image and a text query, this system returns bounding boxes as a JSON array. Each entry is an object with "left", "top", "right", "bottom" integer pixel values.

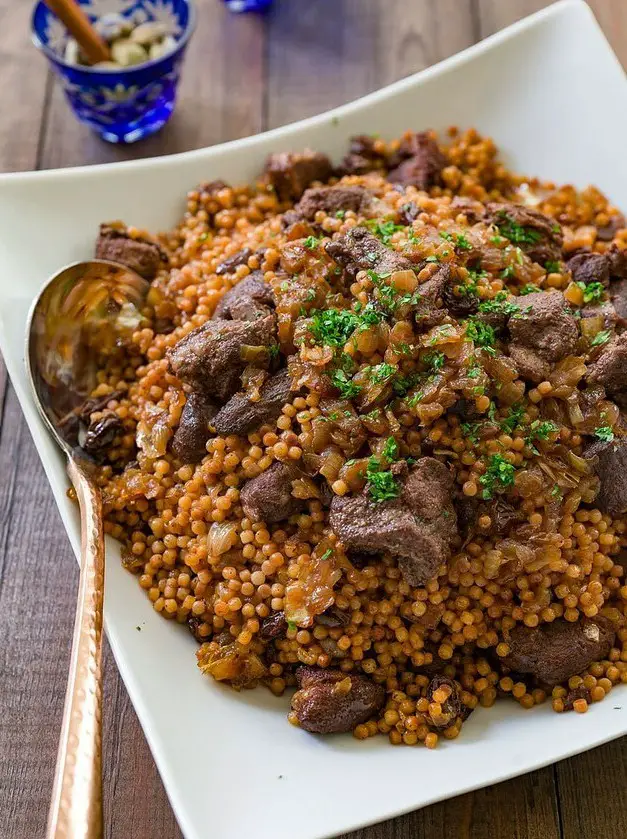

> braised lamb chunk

[
  {"left": 212, "top": 369, "right": 295, "bottom": 437},
  {"left": 212, "top": 271, "right": 275, "bottom": 321},
  {"left": 583, "top": 435, "right": 627, "bottom": 517},
  {"left": 503, "top": 619, "right": 615, "bottom": 685},
  {"left": 240, "top": 461, "right": 306, "bottom": 523},
  {"left": 450, "top": 196, "right": 485, "bottom": 224},
  {"left": 171, "top": 392, "right": 218, "bottom": 463},
  {"left": 484, "top": 202, "right": 563, "bottom": 266},
  {"left": 580, "top": 300, "right": 618, "bottom": 330},
  {"left": 586, "top": 332, "right": 627, "bottom": 396},
  {"left": 415, "top": 263, "right": 453, "bottom": 325},
  {"left": 291, "top": 185, "right": 373, "bottom": 222},
  {"left": 568, "top": 251, "right": 611, "bottom": 287},
  {"left": 215, "top": 247, "right": 253, "bottom": 276},
  {"left": 265, "top": 150, "right": 333, "bottom": 202},
  {"left": 95, "top": 223, "right": 165, "bottom": 280},
  {"left": 329, "top": 458, "right": 457, "bottom": 586},
  {"left": 387, "top": 131, "right": 446, "bottom": 190},
  {"left": 168, "top": 315, "right": 275, "bottom": 402},
  {"left": 609, "top": 278, "right": 627, "bottom": 327},
  {"left": 291, "top": 667, "right": 385, "bottom": 734},
  {"left": 337, "top": 135, "right": 389, "bottom": 176},
  {"left": 568, "top": 244, "right": 627, "bottom": 288},
  {"left": 325, "top": 226, "right": 413, "bottom": 280},
  {"left": 506, "top": 291, "right": 579, "bottom": 383},
  {"left": 596, "top": 213, "right": 626, "bottom": 241}
]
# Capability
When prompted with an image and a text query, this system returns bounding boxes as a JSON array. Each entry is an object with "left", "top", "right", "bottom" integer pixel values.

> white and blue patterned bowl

[{"left": 32, "top": 0, "right": 196, "bottom": 144}]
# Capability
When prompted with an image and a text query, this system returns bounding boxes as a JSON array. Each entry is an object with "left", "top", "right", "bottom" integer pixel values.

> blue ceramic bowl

[{"left": 31, "top": 0, "right": 196, "bottom": 144}]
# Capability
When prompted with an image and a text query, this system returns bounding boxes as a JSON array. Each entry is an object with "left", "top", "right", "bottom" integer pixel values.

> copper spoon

[{"left": 25, "top": 260, "right": 149, "bottom": 839}]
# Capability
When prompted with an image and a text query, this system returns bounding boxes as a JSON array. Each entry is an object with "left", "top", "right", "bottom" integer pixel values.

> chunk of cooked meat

[
  {"left": 291, "top": 667, "right": 385, "bottom": 734},
  {"left": 171, "top": 392, "right": 217, "bottom": 463},
  {"left": 583, "top": 435, "right": 627, "bottom": 516},
  {"left": 212, "top": 271, "right": 275, "bottom": 321},
  {"left": 168, "top": 315, "right": 275, "bottom": 401},
  {"left": 580, "top": 301, "right": 618, "bottom": 330},
  {"left": 503, "top": 619, "right": 615, "bottom": 684},
  {"left": 265, "top": 150, "right": 333, "bottom": 201},
  {"left": 484, "top": 203, "right": 563, "bottom": 266},
  {"left": 568, "top": 251, "right": 611, "bottom": 287},
  {"left": 415, "top": 263, "right": 453, "bottom": 325},
  {"left": 212, "top": 369, "right": 295, "bottom": 436},
  {"left": 609, "top": 278, "right": 627, "bottom": 327},
  {"left": 507, "top": 291, "right": 579, "bottom": 383},
  {"left": 290, "top": 185, "right": 373, "bottom": 223},
  {"left": 240, "top": 461, "right": 306, "bottom": 523},
  {"left": 325, "top": 226, "right": 413, "bottom": 280},
  {"left": 95, "top": 223, "right": 165, "bottom": 280},
  {"left": 586, "top": 332, "right": 627, "bottom": 396},
  {"left": 215, "top": 247, "right": 253, "bottom": 276},
  {"left": 387, "top": 132, "right": 446, "bottom": 190},
  {"left": 337, "top": 135, "right": 389, "bottom": 176},
  {"left": 329, "top": 458, "right": 457, "bottom": 586}
]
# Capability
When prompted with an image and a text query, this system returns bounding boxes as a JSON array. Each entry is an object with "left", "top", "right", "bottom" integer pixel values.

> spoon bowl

[
  {"left": 25, "top": 258, "right": 149, "bottom": 839},
  {"left": 26, "top": 259, "right": 149, "bottom": 455}
]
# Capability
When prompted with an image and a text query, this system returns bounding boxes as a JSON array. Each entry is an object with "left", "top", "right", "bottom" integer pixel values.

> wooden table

[{"left": 1, "top": 1, "right": 625, "bottom": 837}]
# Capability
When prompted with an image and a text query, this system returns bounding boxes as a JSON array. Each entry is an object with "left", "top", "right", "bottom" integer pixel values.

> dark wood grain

[{"left": 1, "top": 1, "right": 626, "bottom": 838}]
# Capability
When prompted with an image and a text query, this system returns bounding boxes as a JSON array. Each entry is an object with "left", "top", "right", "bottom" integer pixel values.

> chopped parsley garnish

[
  {"left": 440, "top": 231, "right": 473, "bottom": 251},
  {"left": 424, "top": 350, "right": 446, "bottom": 371},
  {"left": 520, "top": 284, "right": 541, "bottom": 295},
  {"left": 545, "top": 260, "right": 561, "bottom": 273},
  {"left": 425, "top": 254, "right": 441, "bottom": 263},
  {"left": 320, "top": 548, "right": 333, "bottom": 561},
  {"left": 329, "top": 368, "right": 362, "bottom": 399},
  {"left": 309, "top": 309, "right": 360, "bottom": 347},
  {"left": 576, "top": 281, "right": 605, "bottom": 304},
  {"left": 527, "top": 419, "right": 559, "bottom": 442},
  {"left": 461, "top": 421, "right": 481, "bottom": 444},
  {"left": 500, "top": 265, "right": 516, "bottom": 280},
  {"left": 499, "top": 403, "right": 525, "bottom": 435},
  {"left": 478, "top": 291, "right": 519, "bottom": 317},
  {"left": 369, "top": 362, "right": 397, "bottom": 383},
  {"left": 382, "top": 436, "right": 399, "bottom": 461},
  {"left": 366, "top": 455, "right": 400, "bottom": 502},
  {"left": 495, "top": 212, "right": 542, "bottom": 246},
  {"left": 467, "top": 361, "right": 482, "bottom": 379},
  {"left": 287, "top": 620, "right": 297, "bottom": 631},
  {"left": 465, "top": 318, "right": 497, "bottom": 354},
  {"left": 550, "top": 484, "right": 563, "bottom": 499},
  {"left": 591, "top": 329, "right": 612, "bottom": 346},
  {"left": 594, "top": 425, "right": 615, "bottom": 442},
  {"left": 335, "top": 210, "right": 346, "bottom": 219},
  {"left": 268, "top": 343, "right": 280, "bottom": 360},
  {"left": 303, "top": 235, "right": 321, "bottom": 249},
  {"left": 479, "top": 454, "right": 516, "bottom": 499},
  {"left": 365, "top": 219, "right": 404, "bottom": 245},
  {"left": 393, "top": 372, "right": 421, "bottom": 397}
]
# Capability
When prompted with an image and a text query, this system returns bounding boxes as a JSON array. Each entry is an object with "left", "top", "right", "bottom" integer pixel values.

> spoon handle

[{"left": 47, "top": 459, "right": 105, "bottom": 839}]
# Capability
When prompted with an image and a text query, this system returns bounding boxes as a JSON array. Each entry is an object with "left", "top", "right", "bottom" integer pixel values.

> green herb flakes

[
  {"left": 479, "top": 454, "right": 516, "bottom": 499},
  {"left": 594, "top": 425, "right": 615, "bottom": 442}
]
